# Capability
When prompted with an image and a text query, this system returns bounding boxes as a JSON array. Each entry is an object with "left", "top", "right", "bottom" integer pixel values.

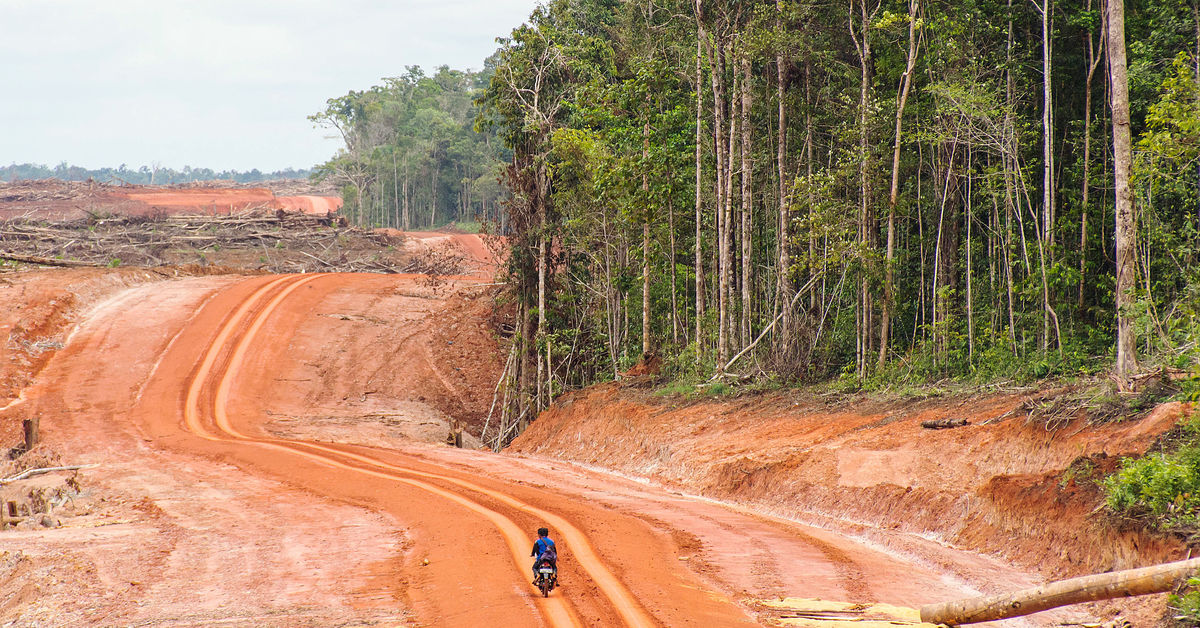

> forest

[
  {"left": 310, "top": 65, "right": 510, "bottom": 230},
  {"left": 316, "top": 0, "right": 1200, "bottom": 436}
]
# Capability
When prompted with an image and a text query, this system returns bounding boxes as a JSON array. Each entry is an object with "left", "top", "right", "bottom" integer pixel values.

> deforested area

[{"left": 5, "top": 0, "right": 1200, "bottom": 626}]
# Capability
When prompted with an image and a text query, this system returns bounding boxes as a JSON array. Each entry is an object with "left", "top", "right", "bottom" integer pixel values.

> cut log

[
  {"left": 921, "top": 418, "right": 969, "bottom": 430},
  {"left": 921, "top": 557, "right": 1200, "bottom": 625},
  {"left": 0, "top": 252, "right": 100, "bottom": 267}
]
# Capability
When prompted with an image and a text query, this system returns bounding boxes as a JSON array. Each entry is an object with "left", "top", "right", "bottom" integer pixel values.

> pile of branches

[
  {"left": 0, "top": 179, "right": 105, "bottom": 203},
  {"left": 0, "top": 210, "right": 451, "bottom": 275}
]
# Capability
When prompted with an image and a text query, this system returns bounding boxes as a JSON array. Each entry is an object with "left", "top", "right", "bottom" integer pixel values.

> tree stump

[{"left": 23, "top": 417, "right": 39, "bottom": 450}]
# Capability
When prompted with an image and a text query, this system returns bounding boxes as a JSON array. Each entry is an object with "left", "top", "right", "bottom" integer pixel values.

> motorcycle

[{"left": 534, "top": 558, "right": 557, "bottom": 597}]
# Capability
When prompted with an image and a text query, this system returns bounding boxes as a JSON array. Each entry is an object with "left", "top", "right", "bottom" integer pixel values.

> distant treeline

[
  {"left": 310, "top": 65, "right": 510, "bottom": 230},
  {"left": 1, "top": 162, "right": 312, "bottom": 185}
]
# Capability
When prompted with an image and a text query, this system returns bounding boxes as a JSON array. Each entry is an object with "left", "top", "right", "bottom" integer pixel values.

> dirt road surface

[{"left": 0, "top": 237, "right": 1107, "bottom": 626}]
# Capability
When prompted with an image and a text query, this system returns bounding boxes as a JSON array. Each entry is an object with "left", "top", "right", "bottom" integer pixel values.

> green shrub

[
  {"left": 1169, "top": 577, "right": 1200, "bottom": 627},
  {"left": 1104, "top": 413, "right": 1200, "bottom": 530}
]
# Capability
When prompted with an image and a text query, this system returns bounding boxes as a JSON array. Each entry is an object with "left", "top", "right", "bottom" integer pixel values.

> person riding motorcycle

[{"left": 531, "top": 527, "right": 558, "bottom": 584}]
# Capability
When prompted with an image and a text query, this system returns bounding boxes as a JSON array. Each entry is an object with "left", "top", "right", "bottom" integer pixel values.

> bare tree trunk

[
  {"left": 806, "top": 60, "right": 817, "bottom": 314},
  {"left": 705, "top": 31, "right": 732, "bottom": 369},
  {"left": 714, "top": 40, "right": 735, "bottom": 369},
  {"left": 403, "top": 156, "right": 411, "bottom": 230},
  {"left": 695, "top": 18, "right": 707, "bottom": 352},
  {"left": 922, "top": 557, "right": 1200, "bottom": 625},
  {"left": 775, "top": 0, "right": 793, "bottom": 352},
  {"left": 643, "top": 120, "right": 652, "bottom": 356},
  {"left": 668, "top": 197, "right": 680, "bottom": 345},
  {"left": 1004, "top": 0, "right": 1020, "bottom": 352},
  {"left": 392, "top": 151, "right": 399, "bottom": 228},
  {"left": 1041, "top": 0, "right": 1055, "bottom": 250},
  {"left": 1039, "top": 0, "right": 1055, "bottom": 351},
  {"left": 1080, "top": 8, "right": 1106, "bottom": 314},
  {"left": 966, "top": 148, "right": 975, "bottom": 360},
  {"left": 880, "top": 0, "right": 919, "bottom": 369},
  {"left": 1109, "top": 0, "right": 1137, "bottom": 377},
  {"left": 850, "top": 0, "right": 879, "bottom": 376},
  {"left": 740, "top": 54, "right": 753, "bottom": 352}
]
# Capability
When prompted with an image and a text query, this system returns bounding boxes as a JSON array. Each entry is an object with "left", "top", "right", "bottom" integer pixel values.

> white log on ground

[{"left": 920, "top": 557, "right": 1200, "bottom": 625}]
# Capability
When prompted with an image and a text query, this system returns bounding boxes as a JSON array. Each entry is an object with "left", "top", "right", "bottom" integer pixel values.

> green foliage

[
  {"left": 1104, "top": 413, "right": 1200, "bottom": 531},
  {"left": 317, "top": 0, "right": 1200, "bottom": 407},
  {"left": 1169, "top": 577, "right": 1200, "bottom": 627},
  {"left": 311, "top": 65, "right": 507, "bottom": 229}
]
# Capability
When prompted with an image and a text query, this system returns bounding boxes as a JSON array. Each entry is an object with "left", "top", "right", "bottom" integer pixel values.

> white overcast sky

[{"left": 0, "top": 0, "right": 540, "bottom": 172}]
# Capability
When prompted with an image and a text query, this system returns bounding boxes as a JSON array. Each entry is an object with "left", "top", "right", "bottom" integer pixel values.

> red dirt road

[{"left": 0, "top": 262, "right": 1097, "bottom": 625}]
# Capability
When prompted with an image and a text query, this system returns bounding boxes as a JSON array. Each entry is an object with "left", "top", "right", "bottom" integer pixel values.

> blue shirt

[{"left": 532, "top": 537, "right": 556, "bottom": 558}]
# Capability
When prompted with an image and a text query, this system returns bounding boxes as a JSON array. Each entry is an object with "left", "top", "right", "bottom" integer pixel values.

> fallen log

[
  {"left": 920, "top": 557, "right": 1200, "bottom": 625},
  {"left": 0, "top": 252, "right": 100, "bottom": 267},
  {"left": 921, "top": 418, "right": 969, "bottom": 430},
  {"left": 0, "top": 464, "right": 97, "bottom": 485}
]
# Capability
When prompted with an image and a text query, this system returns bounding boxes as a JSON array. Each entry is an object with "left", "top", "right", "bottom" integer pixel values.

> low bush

[
  {"left": 1169, "top": 578, "right": 1200, "bottom": 627},
  {"left": 1103, "top": 412, "right": 1200, "bottom": 532}
]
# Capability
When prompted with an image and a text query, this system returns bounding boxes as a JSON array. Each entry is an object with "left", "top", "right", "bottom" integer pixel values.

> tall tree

[{"left": 1109, "top": 0, "right": 1137, "bottom": 377}]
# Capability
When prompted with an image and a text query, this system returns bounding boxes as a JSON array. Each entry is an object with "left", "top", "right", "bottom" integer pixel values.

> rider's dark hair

[{"left": 537, "top": 527, "right": 549, "bottom": 537}]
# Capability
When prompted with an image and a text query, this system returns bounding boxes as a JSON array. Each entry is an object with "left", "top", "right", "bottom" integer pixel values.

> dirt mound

[
  {"left": 0, "top": 268, "right": 175, "bottom": 420},
  {"left": 509, "top": 383, "right": 1193, "bottom": 623},
  {"left": 379, "top": 230, "right": 503, "bottom": 279},
  {"left": 274, "top": 195, "right": 342, "bottom": 215}
]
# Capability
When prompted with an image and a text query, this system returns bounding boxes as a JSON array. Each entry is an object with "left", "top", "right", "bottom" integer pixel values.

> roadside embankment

[{"left": 509, "top": 382, "right": 1190, "bottom": 584}]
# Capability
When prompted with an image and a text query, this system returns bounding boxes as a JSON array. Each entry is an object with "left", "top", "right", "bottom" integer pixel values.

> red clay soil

[
  {"left": 0, "top": 269, "right": 753, "bottom": 626},
  {"left": 274, "top": 195, "right": 343, "bottom": 215},
  {"left": 0, "top": 233, "right": 1185, "bottom": 626},
  {"left": 509, "top": 382, "right": 1194, "bottom": 625},
  {"left": 117, "top": 188, "right": 342, "bottom": 216}
]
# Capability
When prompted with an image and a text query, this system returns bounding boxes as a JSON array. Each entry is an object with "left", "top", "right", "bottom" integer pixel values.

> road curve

[{"left": 182, "top": 273, "right": 656, "bottom": 627}]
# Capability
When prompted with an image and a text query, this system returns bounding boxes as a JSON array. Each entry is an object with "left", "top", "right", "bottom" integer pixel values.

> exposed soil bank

[{"left": 510, "top": 382, "right": 1191, "bottom": 617}]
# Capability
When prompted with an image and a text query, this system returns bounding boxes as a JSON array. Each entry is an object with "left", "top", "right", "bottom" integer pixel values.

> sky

[{"left": 0, "top": 0, "right": 540, "bottom": 172}]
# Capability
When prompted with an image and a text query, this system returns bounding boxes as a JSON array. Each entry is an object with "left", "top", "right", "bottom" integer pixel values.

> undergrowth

[
  {"left": 1103, "top": 410, "right": 1200, "bottom": 534},
  {"left": 1169, "top": 578, "right": 1200, "bottom": 628}
]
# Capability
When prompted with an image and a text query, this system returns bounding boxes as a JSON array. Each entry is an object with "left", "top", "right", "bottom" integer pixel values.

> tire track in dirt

[{"left": 184, "top": 273, "right": 655, "bottom": 628}]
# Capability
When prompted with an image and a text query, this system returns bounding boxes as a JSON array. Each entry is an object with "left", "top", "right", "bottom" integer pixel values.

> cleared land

[{"left": 0, "top": 183, "right": 1181, "bottom": 626}]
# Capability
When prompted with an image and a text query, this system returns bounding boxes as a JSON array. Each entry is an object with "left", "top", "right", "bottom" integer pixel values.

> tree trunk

[
  {"left": 1041, "top": 0, "right": 1054, "bottom": 251},
  {"left": 966, "top": 148, "right": 975, "bottom": 360},
  {"left": 851, "top": 0, "right": 878, "bottom": 376},
  {"left": 705, "top": 33, "right": 732, "bottom": 369},
  {"left": 695, "top": 18, "right": 707, "bottom": 352},
  {"left": 775, "top": 0, "right": 792, "bottom": 353},
  {"left": 740, "top": 54, "right": 753, "bottom": 352},
  {"left": 1080, "top": 9, "right": 1105, "bottom": 314},
  {"left": 1109, "top": 0, "right": 1137, "bottom": 377},
  {"left": 712, "top": 39, "right": 734, "bottom": 369},
  {"left": 880, "top": 0, "right": 918, "bottom": 369},
  {"left": 643, "top": 120, "right": 652, "bottom": 357},
  {"left": 669, "top": 197, "right": 680, "bottom": 345},
  {"left": 806, "top": 58, "right": 817, "bottom": 314},
  {"left": 921, "top": 557, "right": 1200, "bottom": 625},
  {"left": 1004, "top": 0, "right": 1019, "bottom": 352},
  {"left": 1039, "top": 0, "right": 1055, "bottom": 351}
]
